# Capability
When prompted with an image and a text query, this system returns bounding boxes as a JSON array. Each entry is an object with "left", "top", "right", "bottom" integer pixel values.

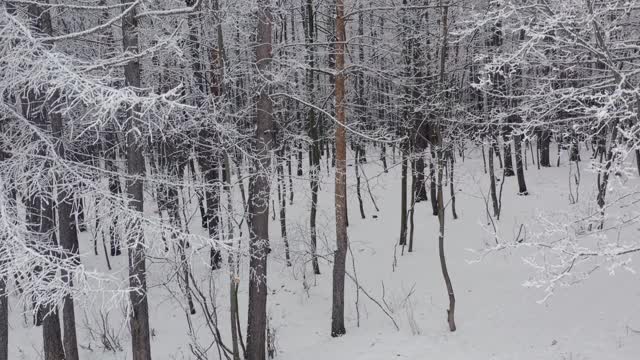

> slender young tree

[
  {"left": 305, "top": 0, "right": 321, "bottom": 275},
  {"left": 437, "top": 0, "right": 456, "bottom": 332}
]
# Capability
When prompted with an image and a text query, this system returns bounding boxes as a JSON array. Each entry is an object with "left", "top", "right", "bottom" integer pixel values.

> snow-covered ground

[{"left": 7, "top": 146, "right": 640, "bottom": 359}]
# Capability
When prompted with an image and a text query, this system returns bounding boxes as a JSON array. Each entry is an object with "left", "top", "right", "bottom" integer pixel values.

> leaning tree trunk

[
  {"left": 121, "top": 2, "right": 152, "bottom": 359},
  {"left": 246, "top": 1, "right": 274, "bottom": 359},
  {"left": 331, "top": 0, "right": 348, "bottom": 338}
]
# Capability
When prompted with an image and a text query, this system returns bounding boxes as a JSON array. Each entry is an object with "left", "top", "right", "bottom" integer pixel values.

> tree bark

[
  {"left": 246, "top": 1, "right": 274, "bottom": 359},
  {"left": 437, "top": 0, "right": 456, "bottom": 332},
  {"left": 51, "top": 101, "right": 80, "bottom": 360},
  {"left": 121, "top": 2, "right": 152, "bottom": 359},
  {"left": 331, "top": 0, "right": 348, "bottom": 337},
  {"left": 399, "top": 148, "right": 408, "bottom": 246},
  {"left": 503, "top": 140, "right": 515, "bottom": 176},
  {"left": 513, "top": 132, "right": 528, "bottom": 195},
  {"left": 539, "top": 129, "right": 551, "bottom": 167},
  {"left": 305, "top": 0, "right": 321, "bottom": 275}
]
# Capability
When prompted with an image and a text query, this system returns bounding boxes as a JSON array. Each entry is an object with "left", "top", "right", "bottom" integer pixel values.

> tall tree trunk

[
  {"left": 0, "top": 272, "right": 5, "bottom": 360},
  {"left": 331, "top": 0, "right": 348, "bottom": 338},
  {"left": 121, "top": 2, "right": 152, "bottom": 359},
  {"left": 246, "top": 1, "right": 274, "bottom": 359},
  {"left": 437, "top": 0, "right": 456, "bottom": 332},
  {"left": 24, "top": 3, "right": 66, "bottom": 359},
  {"left": 51, "top": 101, "right": 80, "bottom": 360},
  {"left": 305, "top": 0, "right": 321, "bottom": 275},
  {"left": 0, "top": 134, "right": 14, "bottom": 360}
]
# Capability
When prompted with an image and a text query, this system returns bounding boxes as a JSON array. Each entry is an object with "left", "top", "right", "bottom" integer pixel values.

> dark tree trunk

[
  {"left": 0, "top": 273, "right": 6, "bottom": 360},
  {"left": 189, "top": 159, "right": 208, "bottom": 228},
  {"left": 121, "top": 2, "right": 152, "bottom": 359},
  {"left": 246, "top": 1, "right": 274, "bottom": 359},
  {"left": 277, "top": 153, "right": 291, "bottom": 266},
  {"left": 305, "top": 0, "right": 320, "bottom": 275},
  {"left": 414, "top": 155, "right": 427, "bottom": 202},
  {"left": 514, "top": 133, "right": 528, "bottom": 195},
  {"left": 0, "top": 139, "right": 13, "bottom": 360},
  {"left": 202, "top": 156, "right": 222, "bottom": 269},
  {"left": 448, "top": 151, "right": 458, "bottom": 220},
  {"left": 429, "top": 147, "right": 438, "bottom": 216},
  {"left": 51, "top": 102, "right": 80, "bottom": 360},
  {"left": 488, "top": 145, "right": 499, "bottom": 217},
  {"left": 399, "top": 148, "right": 408, "bottom": 246},
  {"left": 24, "top": 4, "right": 66, "bottom": 358},
  {"left": 381, "top": 143, "right": 388, "bottom": 173},
  {"left": 503, "top": 139, "right": 515, "bottom": 177},
  {"left": 355, "top": 149, "right": 366, "bottom": 219},
  {"left": 408, "top": 158, "right": 416, "bottom": 253},
  {"left": 540, "top": 129, "right": 551, "bottom": 167}
]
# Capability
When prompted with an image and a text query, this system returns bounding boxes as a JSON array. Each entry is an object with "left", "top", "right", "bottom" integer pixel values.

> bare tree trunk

[
  {"left": 331, "top": 0, "right": 348, "bottom": 337},
  {"left": 189, "top": 159, "right": 208, "bottom": 228},
  {"left": 514, "top": 132, "right": 528, "bottom": 195},
  {"left": 596, "top": 123, "right": 619, "bottom": 228},
  {"left": 37, "top": 1, "right": 81, "bottom": 356},
  {"left": 503, "top": 139, "right": 515, "bottom": 176},
  {"left": 448, "top": 151, "right": 458, "bottom": 220},
  {"left": 408, "top": 158, "right": 416, "bottom": 253},
  {"left": 355, "top": 149, "right": 366, "bottom": 219},
  {"left": 277, "top": 153, "right": 291, "bottom": 266},
  {"left": 0, "top": 138, "right": 14, "bottom": 360},
  {"left": 121, "top": 2, "right": 152, "bottom": 359},
  {"left": 540, "top": 129, "right": 551, "bottom": 167},
  {"left": 305, "top": 0, "right": 321, "bottom": 275},
  {"left": 23, "top": 3, "right": 66, "bottom": 359},
  {"left": 437, "top": 0, "right": 456, "bottom": 332},
  {"left": 0, "top": 273, "right": 5, "bottom": 360},
  {"left": 399, "top": 147, "right": 408, "bottom": 246},
  {"left": 429, "top": 147, "right": 438, "bottom": 216},
  {"left": 481, "top": 142, "right": 487, "bottom": 174},
  {"left": 51, "top": 103, "right": 80, "bottom": 360},
  {"left": 246, "top": 1, "right": 274, "bottom": 359},
  {"left": 381, "top": 143, "right": 388, "bottom": 173}
]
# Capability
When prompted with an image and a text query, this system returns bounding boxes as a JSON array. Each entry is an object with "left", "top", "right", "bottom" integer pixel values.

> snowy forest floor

[{"left": 7, "top": 145, "right": 640, "bottom": 360}]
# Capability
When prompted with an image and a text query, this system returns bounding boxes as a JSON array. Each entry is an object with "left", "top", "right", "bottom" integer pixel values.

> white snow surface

[{"left": 6, "top": 147, "right": 640, "bottom": 359}]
